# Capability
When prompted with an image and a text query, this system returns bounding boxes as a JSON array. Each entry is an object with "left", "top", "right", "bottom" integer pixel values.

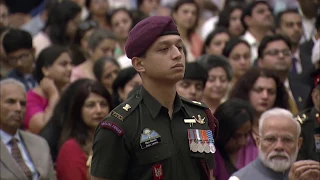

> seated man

[
  {"left": 0, "top": 78, "right": 55, "bottom": 179},
  {"left": 2, "top": 29, "right": 37, "bottom": 91},
  {"left": 229, "top": 108, "right": 302, "bottom": 180},
  {"left": 176, "top": 62, "right": 208, "bottom": 101}
]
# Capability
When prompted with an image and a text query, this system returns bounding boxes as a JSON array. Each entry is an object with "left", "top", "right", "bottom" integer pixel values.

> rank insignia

[
  {"left": 140, "top": 128, "right": 162, "bottom": 149},
  {"left": 123, "top": 104, "right": 131, "bottom": 111},
  {"left": 184, "top": 118, "right": 196, "bottom": 127},
  {"left": 152, "top": 164, "right": 164, "bottom": 180},
  {"left": 193, "top": 115, "right": 205, "bottom": 124}
]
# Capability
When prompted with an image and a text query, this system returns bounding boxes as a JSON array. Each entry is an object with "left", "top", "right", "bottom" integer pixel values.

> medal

[
  {"left": 191, "top": 140, "right": 198, "bottom": 152},
  {"left": 207, "top": 130, "right": 216, "bottom": 153},
  {"left": 195, "top": 129, "right": 204, "bottom": 153},
  {"left": 197, "top": 142, "right": 204, "bottom": 153}
]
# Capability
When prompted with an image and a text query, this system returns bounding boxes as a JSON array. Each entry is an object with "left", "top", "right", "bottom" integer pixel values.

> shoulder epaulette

[
  {"left": 107, "top": 90, "right": 142, "bottom": 121},
  {"left": 295, "top": 112, "right": 308, "bottom": 125},
  {"left": 180, "top": 97, "right": 208, "bottom": 109}
]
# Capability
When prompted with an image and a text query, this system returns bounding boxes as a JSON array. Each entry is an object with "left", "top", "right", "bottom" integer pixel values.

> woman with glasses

[
  {"left": 25, "top": 45, "right": 73, "bottom": 134},
  {"left": 213, "top": 98, "right": 254, "bottom": 180}
]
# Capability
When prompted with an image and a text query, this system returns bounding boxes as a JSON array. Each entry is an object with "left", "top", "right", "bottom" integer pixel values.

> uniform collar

[
  {"left": 0, "top": 129, "right": 21, "bottom": 145},
  {"left": 141, "top": 86, "right": 184, "bottom": 119}
]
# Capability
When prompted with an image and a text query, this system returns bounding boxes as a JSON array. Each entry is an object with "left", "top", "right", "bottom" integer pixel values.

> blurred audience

[
  {"left": 172, "top": 0, "right": 202, "bottom": 61},
  {"left": 71, "top": 28, "right": 118, "bottom": 81},
  {"left": 198, "top": 55, "right": 233, "bottom": 113},
  {"left": 111, "top": 67, "right": 142, "bottom": 107},
  {"left": 33, "top": 0, "right": 82, "bottom": 57},
  {"left": 2, "top": 29, "right": 37, "bottom": 90},
  {"left": 222, "top": 37, "right": 252, "bottom": 87},
  {"left": 257, "top": 35, "right": 311, "bottom": 113},
  {"left": 93, "top": 56, "right": 120, "bottom": 95},
  {"left": 230, "top": 68, "right": 289, "bottom": 167},
  {"left": 202, "top": 27, "right": 231, "bottom": 56},
  {"left": 0, "top": 78, "right": 56, "bottom": 180},
  {"left": 25, "top": 45, "right": 72, "bottom": 134},
  {"left": 56, "top": 79, "right": 112, "bottom": 180},
  {"left": 213, "top": 98, "right": 254, "bottom": 180},
  {"left": 86, "top": 0, "right": 110, "bottom": 28}
]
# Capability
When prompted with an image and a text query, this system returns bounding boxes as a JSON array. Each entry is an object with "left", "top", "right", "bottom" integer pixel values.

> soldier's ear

[{"left": 132, "top": 57, "right": 145, "bottom": 73}]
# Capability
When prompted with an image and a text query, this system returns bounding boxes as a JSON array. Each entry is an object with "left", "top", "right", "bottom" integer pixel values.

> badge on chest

[
  {"left": 140, "top": 128, "right": 162, "bottom": 149},
  {"left": 188, "top": 129, "right": 216, "bottom": 153}
]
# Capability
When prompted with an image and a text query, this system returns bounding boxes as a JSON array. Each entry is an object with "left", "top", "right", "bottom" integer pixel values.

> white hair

[
  {"left": 0, "top": 78, "right": 26, "bottom": 93},
  {"left": 258, "top": 108, "right": 301, "bottom": 137},
  {"left": 312, "top": 39, "right": 320, "bottom": 65}
]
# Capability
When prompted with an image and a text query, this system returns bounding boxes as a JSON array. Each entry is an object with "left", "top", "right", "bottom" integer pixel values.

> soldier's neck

[{"left": 143, "top": 81, "right": 176, "bottom": 118}]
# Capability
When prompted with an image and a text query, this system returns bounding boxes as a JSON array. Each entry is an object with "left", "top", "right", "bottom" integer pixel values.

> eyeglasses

[
  {"left": 263, "top": 49, "right": 292, "bottom": 57},
  {"left": 78, "top": 20, "right": 99, "bottom": 31},
  {"left": 8, "top": 52, "right": 32, "bottom": 65}
]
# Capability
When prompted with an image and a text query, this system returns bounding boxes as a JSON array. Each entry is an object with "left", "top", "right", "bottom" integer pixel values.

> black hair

[
  {"left": 2, "top": 29, "right": 32, "bottom": 54},
  {"left": 240, "top": 0, "right": 272, "bottom": 30},
  {"left": 45, "top": 0, "right": 81, "bottom": 45},
  {"left": 275, "top": 8, "right": 300, "bottom": 28},
  {"left": 217, "top": 3, "right": 244, "bottom": 30},
  {"left": 108, "top": 7, "right": 134, "bottom": 27},
  {"left": 214, "top": 98, "right": 254, "bottom": 174},
  {"left": 197, "top": 54, "right": 233, "bottom": 81},
  {"left": 74, "top": 20, "right": 99, "bottom": 46},
  {"left": 258, "top": 34, "right": 292, "bottom": 59},
  {"left": 316, "top": 13, "right": 320, "bottom": 30},
  {"left": 33, "top": 45, "right": 70, "bottom": 83},
  {"left": 93, "top": 56, "right": 120, "bottom": 82},
  {"left": 183, "top": 62, "right": 208, "bottom": 86},
  {"left": 39, "top": 78, "right": 90, "bottom": 162},
  {"left": 172, "top": 0, "right": 200, "bottom": 38},
  {"left": 222, "top": 37, "right": 251, "bottom": 57},
  {"left": 229, "top": 68, "right": 289, "bottom": 110},
  {"left": 112, "top": 67, "right": 138, "bottom": 107},
  {"left": 202, "top": 27, "right": 230, "bottom": 55},
  {"left": 59, "top": 78, "right": 112, "bottom": 154}
]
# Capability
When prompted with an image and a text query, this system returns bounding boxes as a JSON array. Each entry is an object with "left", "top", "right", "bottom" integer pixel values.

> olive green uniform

[
  {"left": 296, "top": 107, "right": 320, "bottom": 162},
  {"left": 91, "top": 87, "right": 215, "bottom": 180}
]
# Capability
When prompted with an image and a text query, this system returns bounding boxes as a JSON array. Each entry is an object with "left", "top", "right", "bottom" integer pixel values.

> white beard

[{"left": 258, "top": 145, "right": 299, "bottom": 172}]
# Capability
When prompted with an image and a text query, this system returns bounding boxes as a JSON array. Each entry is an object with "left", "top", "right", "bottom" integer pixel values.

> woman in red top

[{"left": 56, "top": 79, "right": 112, "bottom": 180}]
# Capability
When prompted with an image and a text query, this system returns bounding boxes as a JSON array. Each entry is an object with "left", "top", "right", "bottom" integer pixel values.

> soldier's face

[
  {"left": 137, "top": 35, "right": 185, "bottom": 83},
  {"left": 0, "top": 84, "right": 26, "bottom": 133},
  {"left": 258, "top": 116, "right": 301, "bottom": 172}
]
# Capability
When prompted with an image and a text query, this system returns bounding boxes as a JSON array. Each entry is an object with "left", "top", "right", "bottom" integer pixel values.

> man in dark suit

[
  {"left": 0, "top": 78, "right": 56, "bottom": 180},
  {"left": 275, "top": 9, "right": 315, "bottom": 84},
  {"left": 258, "top": 35, "right": 311, "bottom": 114}
]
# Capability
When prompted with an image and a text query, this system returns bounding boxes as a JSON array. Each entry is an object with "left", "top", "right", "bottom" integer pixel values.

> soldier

[
  {"left": 90, "top": 16, "right": 217, "bottom": 180},
  {"left": 296, "top": 69, "right": 320, "bottom": 162}
]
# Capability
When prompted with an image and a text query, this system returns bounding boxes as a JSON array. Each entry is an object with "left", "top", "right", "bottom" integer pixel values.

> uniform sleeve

[{"left": 90, "top": 124, "right": 129, "bottom": 179}]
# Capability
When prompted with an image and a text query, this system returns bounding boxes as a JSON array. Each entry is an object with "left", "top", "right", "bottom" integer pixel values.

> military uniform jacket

[
  {"left": 91, "top": 87, "right": 215, "bottom": 180},
  {"left": 297, "top": 107, "right": 320, "bottom": 162}
]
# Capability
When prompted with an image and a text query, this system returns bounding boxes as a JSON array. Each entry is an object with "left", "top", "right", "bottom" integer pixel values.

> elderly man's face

[
  {"left": 0, "top": 83, "right": 26, "bottom": 134},
  {"left": 258, "top": 116, "right": 302, "bottom": 172}
]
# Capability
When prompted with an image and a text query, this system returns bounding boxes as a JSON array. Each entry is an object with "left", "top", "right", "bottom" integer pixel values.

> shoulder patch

[
  {"left": 100, "top": 121, "right": 124, "bottom": 136},
  {"left": 110, "top": 89, "right": 142, "bottom": 121},
  {"left": 181, "top": 97, "right": 208, "bottom": 109}
]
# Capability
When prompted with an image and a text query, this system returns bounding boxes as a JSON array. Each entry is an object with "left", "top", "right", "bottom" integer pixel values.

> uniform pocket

[
  {"left": 189, "top": 151, "right": 206, "bottom": 159},
  {"left": 135, "top": 143, "right": 172, "bottom": 164}
]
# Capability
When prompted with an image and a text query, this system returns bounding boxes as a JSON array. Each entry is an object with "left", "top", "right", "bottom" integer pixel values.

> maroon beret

[{"left": 125, "top": 16, "right": 180, "bottom": 59}]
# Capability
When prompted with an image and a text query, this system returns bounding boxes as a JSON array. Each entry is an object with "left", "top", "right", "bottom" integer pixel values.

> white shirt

[
  {"left": 0, "top": 129, "right": 39, "bottom": 180},
  {"left": 201, "top": 16, "right": 219, "bottom": 40},
  {"left": 242, "top": 31, "right": 259, "bottom": 64}
]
